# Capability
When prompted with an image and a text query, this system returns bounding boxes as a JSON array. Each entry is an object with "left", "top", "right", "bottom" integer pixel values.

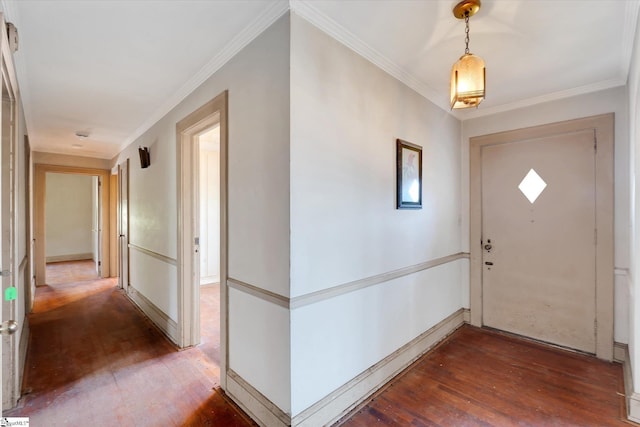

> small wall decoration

[
  {"left": 138, "top": 146, "right": 150, "bottom": 169},
  {"left": 396, "top": 139, "right": 422, "bottom": 209}
]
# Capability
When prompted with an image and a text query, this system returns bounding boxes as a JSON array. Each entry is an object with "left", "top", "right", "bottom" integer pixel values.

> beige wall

[
  {"left": 112, "top": 13, "right": 292, "bottom": 413},
  {"left": 289, "top": 14, "right": 463, "bottom": 416},
  {"left": 33, "top": 151, "right": 111, "bottom": 169},
  {"left": 627, "top": 6, "right": 640, "bottom": 403},
  {"left": 44, "top": 173, "right": 93, "bottom": 260}
]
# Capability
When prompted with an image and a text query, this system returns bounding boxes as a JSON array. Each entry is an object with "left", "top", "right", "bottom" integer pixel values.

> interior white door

[
  {"left": 1, "top": 72, "right": 14, "bottom": 408},
  {"left": 118, "top": 160, "right": 129, "bottom": 290},
  {"left": 0, "top": 75, "right": 5, "bottom": 411},
  {"left": 481, "top": 129, "right": 596, "bottom": 353}
]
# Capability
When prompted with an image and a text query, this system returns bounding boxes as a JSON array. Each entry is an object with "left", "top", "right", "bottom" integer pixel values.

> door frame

[
  {"left": 118, "top": 160, "right": 129, "bottom": 291},
  {"left": 34, "top": 165, "right": 111, "bottom": 286},
  {"left": 469, "top": 113, "right": 614, "bottom": 360},
  {"left": 109, "top": 173, "right": 118, "bottom": 278},
  {"left": 1, "top": 46, "right": 17, "bottom": 410},
  {"left": 176, "top": 91, "right": 228, "bottom": 387}
]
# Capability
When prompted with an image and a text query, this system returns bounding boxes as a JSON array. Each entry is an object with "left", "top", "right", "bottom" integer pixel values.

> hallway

[
  {"left": 6, "top": 262, "right": 635, "bottom": 426},
  {"left": 6, "top": 261, "right": 254, "bottom": 426}
]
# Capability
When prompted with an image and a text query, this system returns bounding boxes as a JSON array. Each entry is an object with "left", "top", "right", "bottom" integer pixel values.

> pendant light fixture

[{"left": 450, "top": 0, "right": 485, "bottom": 109}]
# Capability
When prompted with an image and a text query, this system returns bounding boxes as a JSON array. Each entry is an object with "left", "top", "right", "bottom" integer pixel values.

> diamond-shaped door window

[{"left": 518, "top": 169, "right": 547, "bottom": 203}]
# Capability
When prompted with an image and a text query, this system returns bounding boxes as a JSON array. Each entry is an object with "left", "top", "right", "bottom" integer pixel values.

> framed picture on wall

[{"left": 396, "top": 139, "right": 422, "bottom": 209}]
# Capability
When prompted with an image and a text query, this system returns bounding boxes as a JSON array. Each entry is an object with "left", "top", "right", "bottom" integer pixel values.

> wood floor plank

[
  {"left": 4, "top": 261, "right": 255, "bottom": 426},
  {"left": 338, "top": 325, "right": 633, "bottom": 427},
  {"left": 7, "top": 262, "right": 634, "bottom": 426}
]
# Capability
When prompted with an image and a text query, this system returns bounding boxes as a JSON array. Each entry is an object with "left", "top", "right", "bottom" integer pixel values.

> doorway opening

[
  {"left": 34, "top": 165, "right": 111, "bottom": 288},
  {"left": 117, "top": 160, "right": 129, "bottom": 292},
  {"left": 176, "top": 91, "right": 227, "bottom": 387},
  {"left": 197, "top": 125, "right": 221, "bottom": 366},
  {"left": 43, "top": 172, "right": 100, "bottom": 281}
]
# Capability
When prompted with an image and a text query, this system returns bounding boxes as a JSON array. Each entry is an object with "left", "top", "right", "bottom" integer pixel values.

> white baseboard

[
  {"left": 225, "top": 308, "right": 464, "bottom": 427},
  {"left": 226, "top": 369, "right": 290, "bottom": 427},
  {"left": 615, "top": 342, "right": 640, "bottom": 423},
  {"left": 127, "top": 287, "right": 178, "bottom": 345},
  {"left": 614, "top": 341, "right": 626, "bottom": 363},
  {"left": 292, "top": 308, "right": 465, "bottom": 426},
  {"left": 46, "top": 253, "right": 93, "bottom": 263},
  {"left": 201, "top": 275, "right": 220, "bottom": 286},
  {"left": 18, "top": 317, "right": 29, "bottom": 385}
]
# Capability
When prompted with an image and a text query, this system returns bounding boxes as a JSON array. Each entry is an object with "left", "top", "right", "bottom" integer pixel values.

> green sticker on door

[{"left": 5, "top": 286, "right": 16, "bottom": 301}]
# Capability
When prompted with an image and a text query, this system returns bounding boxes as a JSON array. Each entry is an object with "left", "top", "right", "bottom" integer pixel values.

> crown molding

[
  {"left": 621, "top": 0, "right": 640, "bottom": 83},
  {"left": 289, "top": 0, "right": 449, "bottom": 112},
  {"left": 119, "top": 0, "right": 289, "bottom": 153},
  {"left": 0, "top": 0, "right": 17, "bottom": 27},
  {"left": 291, "top": 0, "right": 636, "bottom": 122},
  {"left": 452, "top": 78, "right": 626, "bottom": 120}
]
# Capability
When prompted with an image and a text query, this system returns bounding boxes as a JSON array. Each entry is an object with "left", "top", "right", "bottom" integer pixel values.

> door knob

[
  {"left": 0, "top": 320, "right": 18, "bottom": 335},
  {"left": 484, "top": 244, "right": 492, "bottom": 250}
]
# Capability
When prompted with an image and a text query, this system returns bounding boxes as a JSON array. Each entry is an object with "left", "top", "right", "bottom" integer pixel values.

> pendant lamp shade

[
  {"left": 450, "top": 52, "right": 485, "bottom": 109},
  {"left": 450, "top": 0, "right": 485, "bottom": 109}
]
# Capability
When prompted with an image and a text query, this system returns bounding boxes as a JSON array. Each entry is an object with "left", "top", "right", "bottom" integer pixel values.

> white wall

[
  {"left": 627, "top": 7, "right": 640, "bottom": 398},
  {"left": 45, "top": 173, "right": 93, "bottom": 259},
  {"left": 289, "top": 14, "right": 463, "bottom": 415},
  {"left": 113, "top": 13, "right": 291, "bottom": 414},
  {"left": 199, "top": 144, "right": 220, "bottom": 285},
  {"left": 462, "top": 86, "right": 630, "bottom": 344}
]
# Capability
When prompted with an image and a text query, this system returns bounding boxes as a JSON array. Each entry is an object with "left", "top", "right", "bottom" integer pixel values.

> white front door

[{"left": 481, "top": 129, "right": 597, "bottom": 353}]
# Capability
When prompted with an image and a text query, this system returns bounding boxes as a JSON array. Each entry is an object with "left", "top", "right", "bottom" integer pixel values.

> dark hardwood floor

[
  {"left": 5, "top": 261, "right": 254, "bottom": 426},
  {"left": 338, "top": 325, "right": 632, "bottom": 427},
  {"left": 6, "top": 261, "right": 634, "bottom": 426}
]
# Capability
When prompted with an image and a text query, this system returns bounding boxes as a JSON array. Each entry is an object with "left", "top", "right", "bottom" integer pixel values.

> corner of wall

[
  {"left": 620, "top": 343, "right": 640, "bottom": 423},
  {"left": 32, "top": 151, "right": 112, "bottom": 170}
]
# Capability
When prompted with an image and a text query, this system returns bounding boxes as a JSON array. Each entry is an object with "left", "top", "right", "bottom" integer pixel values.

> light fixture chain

[{"left": 464, "top": 14, "right": 470, "bottom": 54}]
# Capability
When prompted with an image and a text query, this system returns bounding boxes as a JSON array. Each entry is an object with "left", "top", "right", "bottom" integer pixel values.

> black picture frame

[{"left": 396, "top": 139, "right": 422, "bottom": 209}]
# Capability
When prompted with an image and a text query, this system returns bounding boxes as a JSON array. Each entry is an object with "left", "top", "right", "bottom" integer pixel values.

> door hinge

[{"left": 98, "top": 261, "right": 101, "bottom": 266}]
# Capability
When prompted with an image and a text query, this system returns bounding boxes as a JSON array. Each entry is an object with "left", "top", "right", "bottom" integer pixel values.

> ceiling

[{"left": 2, "top": 0, "right": 638, "bottom": 159}]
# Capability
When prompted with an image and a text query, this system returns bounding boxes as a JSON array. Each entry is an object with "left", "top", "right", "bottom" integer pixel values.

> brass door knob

[{"left": 0, "top": 320, "right": 18, "bottom": 335}]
